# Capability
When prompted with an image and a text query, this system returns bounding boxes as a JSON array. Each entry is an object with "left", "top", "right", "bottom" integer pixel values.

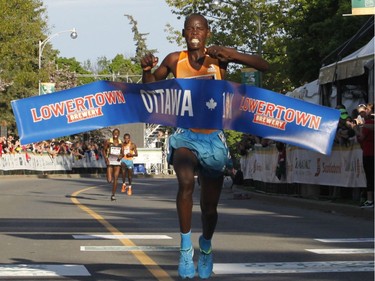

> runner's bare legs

[
  {"left": 111, "top": 166, "right": 121, "bottom": 196},
  {"left": 174, "top": 148, "right": 197, "bottom": 234}
]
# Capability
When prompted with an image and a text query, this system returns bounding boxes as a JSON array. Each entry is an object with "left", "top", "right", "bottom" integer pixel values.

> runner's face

[
  {"left": 112, "top": 130, "right": 119, "bottom": 138},
  {"left": 184, "top": 16, "right": 209, "bottom": 50},
  {"left": 124, "top": 136, "right": 130, "bottom": 144}
]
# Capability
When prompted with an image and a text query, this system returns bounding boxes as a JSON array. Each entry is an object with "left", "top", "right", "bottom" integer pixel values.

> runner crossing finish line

[{"left": 11, "top": 79, "right": 340, "bottom": 155}]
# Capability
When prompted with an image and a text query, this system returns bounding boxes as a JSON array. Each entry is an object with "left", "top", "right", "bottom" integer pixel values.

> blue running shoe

[
  {"left": 197, "top": 248, "right": 213, "bottom": 279},
  {"left": 178, "top": 247, "right": 195, "bottom": 279}
]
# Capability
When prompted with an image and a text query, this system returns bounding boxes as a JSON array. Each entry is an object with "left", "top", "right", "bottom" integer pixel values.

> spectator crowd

[
  {"left": 235, "top": 102, "right": 374, "bottom": 153},
  {"left": 235, "top": 102, "right": 374, "bottom": 208},
  {"left": 0, "top": 136, "right": 104, "bottom": 161},
  {"left": 334, "top": 103, "right": 374, "bottom": 146}
]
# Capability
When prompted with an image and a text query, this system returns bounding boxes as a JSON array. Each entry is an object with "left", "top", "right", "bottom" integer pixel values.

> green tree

[
  {"left": 0, "top": 0, "right": 91, "bottom": 131},
  {"left": 53, "top": 57, "right": 93, "bottom": 88},
  {"left": 164, "top": 0, "right": 372, "bottom": 91},
  {"left": 109, "top": 54, "right": 143, "bottom": 80},
  {"left": 0, "top": 0, "right": 47, "bottom": 129},
  {"left": 225, "top": 130, "right": 243, "bottom": 168},
  {"left": 164, "top": 0, "right": 292, "bottom": 91},
  {"left": 84, "top": 55, "right": 142, "bottom": 82},
  {"left": 96, "top": 56, "right": 112, "bottom": 75},
  {"left": 284, "top": 0, "right": 372, "bottom": 85},
  {"left": 124, "top": 14, "right": 157, "bottom": 63}
]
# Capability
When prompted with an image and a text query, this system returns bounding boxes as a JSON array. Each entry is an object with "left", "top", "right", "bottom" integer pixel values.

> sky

[{"left": 42, "top": 0, "right": 182, "bottom": 64}]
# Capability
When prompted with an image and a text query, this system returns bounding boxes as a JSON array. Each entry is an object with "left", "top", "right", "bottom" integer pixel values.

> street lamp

[{"left": 38, "top": 28, "right": 78, "bottom": 95}]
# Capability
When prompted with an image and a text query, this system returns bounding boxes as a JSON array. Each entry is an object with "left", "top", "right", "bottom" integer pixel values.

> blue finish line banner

[{"left": 11, "top": 79, "right": 340, "bottom": 155}]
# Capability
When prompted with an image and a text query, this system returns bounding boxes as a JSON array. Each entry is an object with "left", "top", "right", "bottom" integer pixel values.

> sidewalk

[{"left": 230, "top": 185, "right": 374, "bottom": 221}]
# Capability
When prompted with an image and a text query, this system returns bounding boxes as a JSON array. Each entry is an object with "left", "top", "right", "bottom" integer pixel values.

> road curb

[{"left": 231, "top": 185, "right": 374, "bottom": 221}]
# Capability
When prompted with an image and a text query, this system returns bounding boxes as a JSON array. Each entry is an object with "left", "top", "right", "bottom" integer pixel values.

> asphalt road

[{"left": 0, "top": 175, "right": 373, "bottom": 281}]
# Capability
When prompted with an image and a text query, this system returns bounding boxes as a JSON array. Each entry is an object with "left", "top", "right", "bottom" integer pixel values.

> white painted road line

[
  {"left": 315, "top": 238, "right": 374, "bottom": 243},
  {"left": 73, "top": 234, "right": 172, "bottom": 240},
  {"left": 0, "top": 264, "right": 90, "bottom": 277},
  {"left": 81, "top": 245, "right": 179, "bottom": 251},
  {"left": 306, "top": 248, "right": 374, "bottom": 254},
  {"left": 213, "top": 261, "right": 374, "bottom": 275}
]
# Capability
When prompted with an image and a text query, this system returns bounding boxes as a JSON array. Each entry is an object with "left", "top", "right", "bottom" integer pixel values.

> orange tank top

[
  {"left": 176, "top": 51, "right": 222, "bottom": 134},
  {"left": 122, "top": 142, "right": 135, "bottom": 160}
]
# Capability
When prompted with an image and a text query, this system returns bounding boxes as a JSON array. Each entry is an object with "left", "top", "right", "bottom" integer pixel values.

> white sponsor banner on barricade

[
  {"left": 0, "top": 148, "right": 162, "bottom": 172},
  {"left": 71, "top": 148, "right": 163, "bottom": 169},
  {"left": 251, "top": 145, "right": 279, "bottom": 183},
  {"left": 0, "top": 153, "right": 71, "bottom": 171},
  {"left": 287, "top": 144, "right": 365, "bottom": 187},
  {"left": 240, "top": 146, "right": 280, "bottom": 183},
  {"left": 133, "top": 148, "right": 163, "bottom": 164},
  {"left": 240, "top": 152, "right": 253, "bottom": 182},
  {"left": 72, "top": 153, "right": 106, "bottom": 168},
  {"left": 240, "top": 143, "right": 366, "bottom": 188},
  {"left": 1, "top": 145, "right": 365, "bottom": 187}
]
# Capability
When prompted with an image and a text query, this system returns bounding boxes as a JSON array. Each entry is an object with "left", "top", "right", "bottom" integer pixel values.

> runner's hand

[
  {"left": 141, "top": 53, "right": 159, "bottom": 71},
  {"left": 206, "top": 46, "right": 233, "bottom": 63}
]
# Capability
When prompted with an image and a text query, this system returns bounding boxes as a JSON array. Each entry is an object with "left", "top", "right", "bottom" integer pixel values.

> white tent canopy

[
  {"left": 318, "top": 37, "right": 374, "bottom": 85},
  {"left": 285, "top": 79, "right": 320, "bottom": 104}
]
